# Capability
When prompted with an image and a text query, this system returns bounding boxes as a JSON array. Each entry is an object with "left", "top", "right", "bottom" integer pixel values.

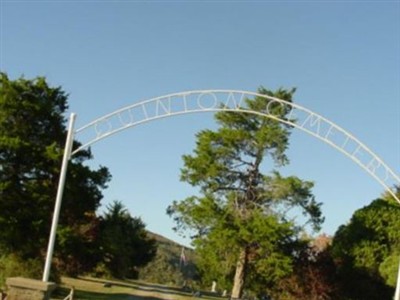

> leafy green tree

[
  {"left": 270, "top": 235, "right": 337, "bottom": 300},
  {"left": 0, "top": 73, "right": 110, "bottom": 272},
  {"left": 168, "top": 87, "right": 323, "bottom": 298},
  {"left": 54, "top": 211, "right": 102, "bottom": 276},
  {"left": 331, "top": 186, "right": 400, "bottom": 300},
  {"left": 98, "top": 200, "right": 157, "bottom": 278}
]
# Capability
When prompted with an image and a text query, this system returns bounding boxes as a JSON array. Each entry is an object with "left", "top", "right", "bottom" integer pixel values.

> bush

[
  {"left": 0, "top": 254, "right": 46, "bottom": 288},
  {"left": 90, "top": 262, "right": 114, "bottom": 279}
]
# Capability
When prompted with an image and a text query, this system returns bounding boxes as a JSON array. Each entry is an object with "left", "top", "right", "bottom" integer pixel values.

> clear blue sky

[{"left": 1, "top": 1, "right": 399, "bottom": 247}]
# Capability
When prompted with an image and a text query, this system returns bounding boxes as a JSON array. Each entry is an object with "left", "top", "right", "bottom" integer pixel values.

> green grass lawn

[{"left": 51, "top": 277, "right": 223, "bottom": 300}]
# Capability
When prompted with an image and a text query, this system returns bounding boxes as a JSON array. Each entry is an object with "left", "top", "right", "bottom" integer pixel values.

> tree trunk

[{"left": 231, "top": 247, "right": 248, "bottom": 299}]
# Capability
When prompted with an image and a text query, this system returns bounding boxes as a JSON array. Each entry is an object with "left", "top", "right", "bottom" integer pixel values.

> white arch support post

[
  {"left": 396, "top": 259, "right": 400, "bottom": 300},
  {"left": 42, "top": 113, "right": 76, "bottom": 282}
]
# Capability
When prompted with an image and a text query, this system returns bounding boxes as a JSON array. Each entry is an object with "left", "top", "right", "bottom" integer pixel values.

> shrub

[{"left": 0, "top": 254, "right": 44, "bottom": 288}]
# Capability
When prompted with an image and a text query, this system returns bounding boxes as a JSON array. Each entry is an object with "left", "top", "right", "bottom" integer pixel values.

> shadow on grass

[
  {"left": 74, "top": 277, "right": 223, "bottom": 300},
  {"left": 78, "top": 277, "right": 196, "bottom": 298},
  {"left": 52, "top": 285, "right": 168, "bottom": 300}
]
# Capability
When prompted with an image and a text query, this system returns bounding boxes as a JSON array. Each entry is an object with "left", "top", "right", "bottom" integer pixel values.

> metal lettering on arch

[
  {"left": 72, "top": 90, "right": 400, "bottom": 204},
  {"left": 43, "top": 90, "right": 400, "bottom": 299}
]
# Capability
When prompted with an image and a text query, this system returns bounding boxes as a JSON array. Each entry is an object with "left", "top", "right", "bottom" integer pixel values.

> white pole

[
  {"left": 394, "top": 256, "right": 400, "bottom": 300},
  {"left": 42, "top": 113, "right": 76, "bottom": 282}
]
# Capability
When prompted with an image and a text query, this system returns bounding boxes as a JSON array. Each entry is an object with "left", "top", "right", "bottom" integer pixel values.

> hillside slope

[{"left": 137, "top": 232, "right": 198, "bottom": 286}]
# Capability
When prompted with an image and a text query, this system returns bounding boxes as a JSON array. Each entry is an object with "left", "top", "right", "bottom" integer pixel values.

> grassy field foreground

[{"left": 52, "top": 277, "right": 222, "bottom": 300}]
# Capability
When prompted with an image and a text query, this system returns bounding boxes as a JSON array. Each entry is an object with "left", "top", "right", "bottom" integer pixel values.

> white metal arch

[
  {"left": 71, "top": 90, "right": 400, "bottom": 204},
  {"left": 43, "top": 90, "right": 400, "bottom": 299}
]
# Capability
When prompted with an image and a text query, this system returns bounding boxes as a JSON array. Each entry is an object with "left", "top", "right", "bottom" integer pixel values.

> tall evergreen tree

[
  {"left": 99, "top": 201, "right": 157, "bottom": 278},
  {"left": 168, "top": 87, "right": 323, "bottom": 298}
]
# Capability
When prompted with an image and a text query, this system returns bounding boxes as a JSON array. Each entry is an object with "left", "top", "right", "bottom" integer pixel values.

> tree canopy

[
  {"left": 331, "top": 186, "right": 400, "bottom": 299},
  {"left": 0, "top": 73, "right": 111, "bottom": 266},
  {"left": 0, "top": 73, "right": 164, "bottom": 280},
  {"left": 168, "top": 87, "right": 324, "bottom": 298}
]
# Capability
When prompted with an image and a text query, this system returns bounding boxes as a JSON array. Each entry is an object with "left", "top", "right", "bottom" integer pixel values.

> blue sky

[{"left": 1, "top": 1, "right": 399, "bottom": 247}]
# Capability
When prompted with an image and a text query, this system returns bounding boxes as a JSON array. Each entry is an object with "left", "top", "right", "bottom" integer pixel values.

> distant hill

[
  {"left": 147, "top": 231, "right": 189, "bottom": 248},
  {"left": 137, "top": 231, "right": 199, "bottom": 286}
]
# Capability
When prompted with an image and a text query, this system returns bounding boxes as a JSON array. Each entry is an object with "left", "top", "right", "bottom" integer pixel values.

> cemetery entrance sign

[{"left": 41, "top": 90, "right": 400, "bottom": 298}]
